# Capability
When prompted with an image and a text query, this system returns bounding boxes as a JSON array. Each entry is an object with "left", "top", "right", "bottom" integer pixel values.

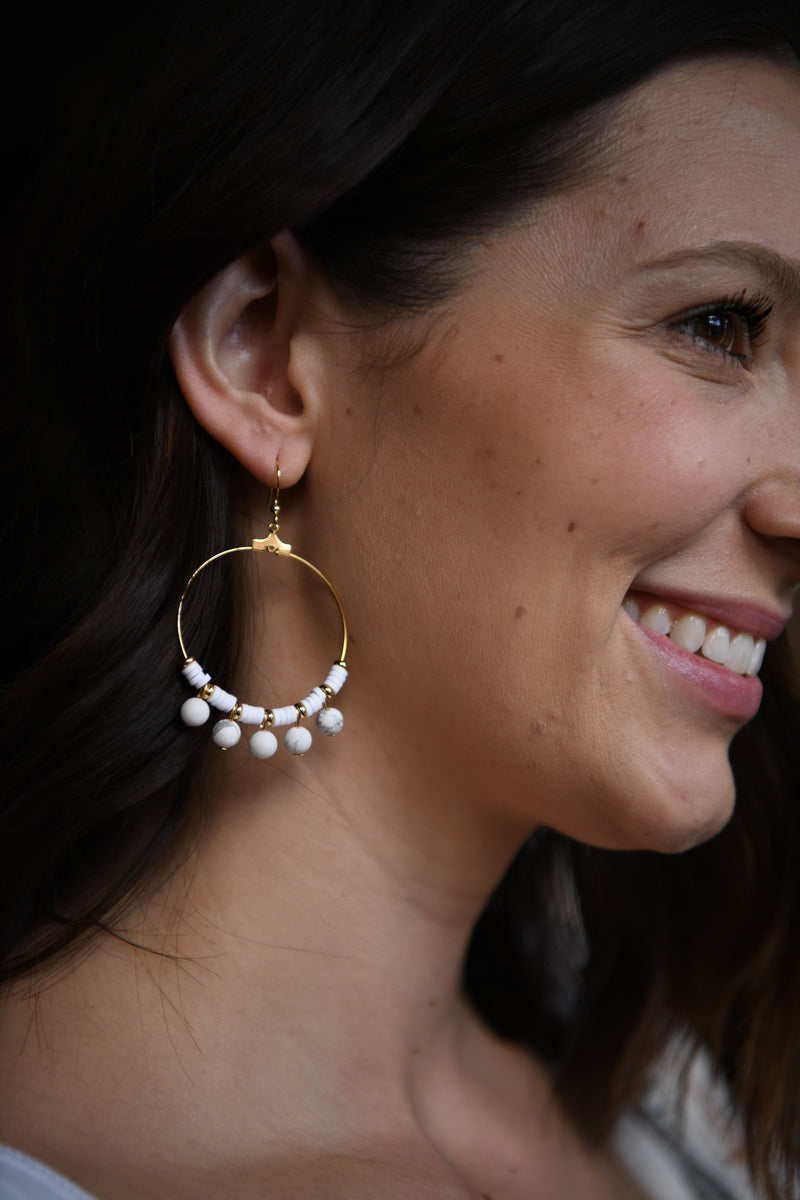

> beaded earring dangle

[{"left": 177, "top": 464, "right": 348, "bottom": 758}]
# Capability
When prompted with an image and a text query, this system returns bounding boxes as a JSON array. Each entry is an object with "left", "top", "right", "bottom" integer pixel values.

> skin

[{"left": 1, "top": 54, "right": 800, "bottom": 1200}]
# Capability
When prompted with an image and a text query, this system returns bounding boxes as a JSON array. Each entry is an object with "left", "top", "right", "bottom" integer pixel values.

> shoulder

[
  {"left": 613, "top": 1050, "right": 763, "bottom": 1200},
  {"left": 0, "top": 1140, "right": 476, "bottom": 1200},
  {"left": 0, "top": 1146, "right": 97, "bottom": 1200}
]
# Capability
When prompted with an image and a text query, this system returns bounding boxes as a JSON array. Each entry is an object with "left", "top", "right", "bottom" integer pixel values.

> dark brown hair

[{"left": 2, "top": 1, "right": 799, "bottom": 1195}]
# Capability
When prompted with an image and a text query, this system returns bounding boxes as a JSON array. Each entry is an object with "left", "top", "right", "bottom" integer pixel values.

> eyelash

[{"left": 671, "top": 291, "right": 774, "bottom": 365}]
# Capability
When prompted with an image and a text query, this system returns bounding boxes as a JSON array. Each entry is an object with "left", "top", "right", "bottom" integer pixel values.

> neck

[
  {"left": 171, "top": 735, "right": 525, "bottom": 1102},
  {"left": 0, "top": 730, "right": 538, "bottom": 1178}
]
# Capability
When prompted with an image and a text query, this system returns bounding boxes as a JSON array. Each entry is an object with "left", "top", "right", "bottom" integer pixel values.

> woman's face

[{"left": 315, "top": 55, "right": 800, "bottom": 852}]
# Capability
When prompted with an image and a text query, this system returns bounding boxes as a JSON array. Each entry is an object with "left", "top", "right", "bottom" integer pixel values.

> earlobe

[{"left": 168, "top": 234, "right": 317, "bottom": 487}]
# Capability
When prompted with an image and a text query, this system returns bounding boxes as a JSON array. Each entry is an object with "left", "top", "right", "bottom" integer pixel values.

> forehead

[
  {"left": 475, "top": 54, "right": 800, "bottom": 302},
  {"left": 583, "top": 54, "right": 800, "bottom": 261}
]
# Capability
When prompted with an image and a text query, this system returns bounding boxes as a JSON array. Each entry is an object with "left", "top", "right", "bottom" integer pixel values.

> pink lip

[
  {"left": 630, "top": 617, "right": 763, "bottom": 722},
  {"left": 628, "top": 584, "right": 789, "bottom": 641}
]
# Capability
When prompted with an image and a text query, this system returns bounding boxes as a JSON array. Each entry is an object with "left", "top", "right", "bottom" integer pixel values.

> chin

[
  {"left": 622, "top": 765, "right": 737, "bottom": 854},
  {"left": 573, "top": 744, "right": 739, "bottom": 854}
]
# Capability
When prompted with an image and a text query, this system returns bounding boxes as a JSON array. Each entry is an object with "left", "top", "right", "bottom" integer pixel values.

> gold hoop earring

[{"left": 177, "top": 465, "right": 348, "bottom": 758}]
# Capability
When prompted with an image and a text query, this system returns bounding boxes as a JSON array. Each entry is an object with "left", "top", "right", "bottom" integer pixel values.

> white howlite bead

[
  {"left": 272, "top": 705, "right": 298, "bottom": 727},
  {"left": 212, "top": 719, "right": 242, "bottom": 749},
  {"left": 209, "top": 687, "right": 237, "bottom": 712},
  {"left": 316, "top": 707, "right": 343, "bottom": 736},
  {"left": 284, "top": 725, "right": 312, "bottom": 755},
  {"left": 249, "top": 729, "right": 278, "bottom": 759},
  {"left": 324, "top": 663, "right": 348, "bottom": 694},
  {"left": 181, "top": 696, "right": 210, "bottom": 726},
  {"left": 183, "top": 660, "right": 211, "bottom": 688},
  {"left": 241, "top": 704, "right": 266, "bottom": 726}
]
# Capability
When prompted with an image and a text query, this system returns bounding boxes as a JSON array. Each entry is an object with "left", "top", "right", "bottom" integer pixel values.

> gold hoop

[{"left": 177, "top": 465, "right": 348, "bottom": 758}]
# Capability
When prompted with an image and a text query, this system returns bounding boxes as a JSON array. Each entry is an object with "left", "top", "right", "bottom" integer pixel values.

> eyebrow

[{"left": 638, "top": 240, "right": 800, "bottom": 308}]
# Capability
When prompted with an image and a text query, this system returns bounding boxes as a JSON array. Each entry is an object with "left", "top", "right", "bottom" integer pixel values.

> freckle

[
  {"left": 412, "top": 1046, "right": 421, "bottom": 1055},
  {"left": 494, "top": 352, "right": 504, "bottom": 363},
  {"left": 515, "top": 605, "right": 526, "bottom": 620},
  {"left": 345, "top": 407, "right": 353, "bottom": 417},
  {"left": 567, "top": 521, "right": 576, "bottom": 532},
  {"left": 590, "top": 477, "right": 598, "bottom": 484},
  {"left": 746, "top": 456, "right": 751, "bottom": 464},
  {"left": 534, "top": 457, "right": 542, "bottom": 466},
  {"left": 513, "top": 488, "right": 522, "bottom": 497},
  {"left": 428, "top": 998, "right": 437, "bottom": 1008},
  {"left": 412, "top": 403, "right": 422, "bottom": 415},
  {"left": 635, "top": 219, "right": 646, "bottom": 236},
  {"left": 508, "top": 1166, "right": 520, "bottom": 1175},
  {"left": 618, "top": 174, "right": 629, "bottom": 185},
  {"left": 649, "top": 520, "right": 661, "bottom": 529}
]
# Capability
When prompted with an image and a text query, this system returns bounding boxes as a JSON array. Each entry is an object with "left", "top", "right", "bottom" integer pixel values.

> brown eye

[
  {"left": 692, "top": 311, "right": 740, "bottom": 352},
  {"left": 672, "top": 294, "right": 773, "bottom": 364}
]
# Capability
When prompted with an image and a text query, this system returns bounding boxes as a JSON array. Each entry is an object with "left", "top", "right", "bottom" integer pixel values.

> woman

[{"left": 1, "top": 1, "right": 799, "bottom": 1197}]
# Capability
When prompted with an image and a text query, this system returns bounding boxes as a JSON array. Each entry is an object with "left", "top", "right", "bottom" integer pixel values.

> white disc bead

[
  {"left": 181, "top": 696, "right": 210, "bottom": 727},
  {"left": 249, "top": 729, "right": 278, "bottom": 759},
  {"left": 316, "top": 707, "right": 343, "bottom": 736},
  {"left": 284, "top": 726, "right": 312, "bottom": 755},
  {"left": 212, "top": 719, "right": 241, "bottom": 749}
]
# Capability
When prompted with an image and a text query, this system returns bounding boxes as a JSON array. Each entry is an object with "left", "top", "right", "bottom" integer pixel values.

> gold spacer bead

[
  {"left": 230, "top": 702, "right": 244, "bottom": 722},
  {"left": 261, "top": 710, "right": 275, "bottom": 729},
  {"left": 200, "top": 683, "right": 216, "bottom": 701}
]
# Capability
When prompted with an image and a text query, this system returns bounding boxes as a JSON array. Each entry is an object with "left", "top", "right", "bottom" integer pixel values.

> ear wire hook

[
  {"left": 255, "top": 461, "right": 291, "bottom": 555},
  {"left": 268, "top": 461, "right": 281, "bottom": 530}
]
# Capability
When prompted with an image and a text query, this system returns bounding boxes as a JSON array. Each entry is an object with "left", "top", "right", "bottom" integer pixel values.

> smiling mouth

[{"left": 622, "top": 592, "right": 767, "bottom": 678}]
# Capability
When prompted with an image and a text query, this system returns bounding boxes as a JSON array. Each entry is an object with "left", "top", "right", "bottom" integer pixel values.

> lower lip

[{"left": 632, "top": 619, "right": 763, "bottom": 722}]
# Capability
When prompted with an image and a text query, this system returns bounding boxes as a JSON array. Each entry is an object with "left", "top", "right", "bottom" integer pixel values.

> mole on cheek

[
  {"left": 514, "top": 605, "right": 526, "bottom": 619},
  {"left": 567, "top": 521, "right": 576, "bottom": 532}
]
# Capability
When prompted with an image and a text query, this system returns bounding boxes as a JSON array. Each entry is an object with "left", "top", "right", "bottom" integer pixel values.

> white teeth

[
  {"left": 701, "top": 626, "right": 731, "bottom": 665},
  {"left": 727, "top": 633, "right": 755, "bottom": 674},
  {"left": 641, "top": 604, "right": 672, "bottom": 635},
  {"left": 624, "top": 594, "right": 767, "bottom": 677},
  {"left": 669, "top": 614, "right": 706, "bottom": 653},
  {"left": 746, "top": 638, "right": 766, "bottom": 677},
  {"left": 622, "top": 596, "right": 640, "bottom": 621}
]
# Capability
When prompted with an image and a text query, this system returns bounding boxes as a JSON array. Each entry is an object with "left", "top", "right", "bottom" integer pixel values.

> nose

[{"left": 742, "top": 472, "right": 800, "bottom": 547}]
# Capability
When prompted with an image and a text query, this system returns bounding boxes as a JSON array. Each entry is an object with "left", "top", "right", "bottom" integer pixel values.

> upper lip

[{"left": 628, "top": 583, "right": 791, "bottom": 642}]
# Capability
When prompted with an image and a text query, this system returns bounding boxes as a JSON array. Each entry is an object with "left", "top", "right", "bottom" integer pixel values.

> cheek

[
  {"left": 492, "top": 355, "right": 746, "bottom": 566},
  {"left": 332, "top": 361, "right": 743, "bottom": 851}
]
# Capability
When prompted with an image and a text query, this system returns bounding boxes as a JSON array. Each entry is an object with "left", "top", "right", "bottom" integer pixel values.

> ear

[{"left": 168, "top": 232, "right": 317, "bottom": 487}]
